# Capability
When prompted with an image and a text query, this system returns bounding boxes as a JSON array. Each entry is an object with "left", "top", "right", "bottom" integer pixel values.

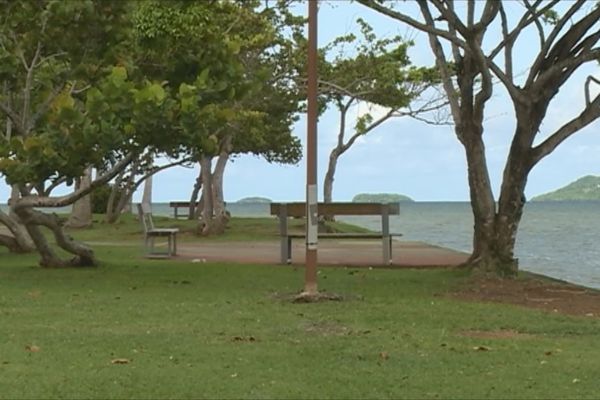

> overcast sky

[{"left": 2, "top": 1, "right": 599, "bottom": 203}]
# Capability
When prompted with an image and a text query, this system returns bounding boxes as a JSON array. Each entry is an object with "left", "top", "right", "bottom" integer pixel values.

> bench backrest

[
  {"left": 270, "top": 202, "right": 399, "bottom": 217},
  {"left": 169, "top": 201, "right": 200, "bottom": 207},
  {"left": 137, "top": 203, "right": 155, "bottom": 233}
]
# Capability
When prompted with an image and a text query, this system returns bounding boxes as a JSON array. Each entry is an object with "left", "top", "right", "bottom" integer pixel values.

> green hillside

[
  {"left": 531, "top": 175, "right": 600, "bottom": 201},
  {"left": 352, "top": 193, "right": 414, "bottom": 203}
]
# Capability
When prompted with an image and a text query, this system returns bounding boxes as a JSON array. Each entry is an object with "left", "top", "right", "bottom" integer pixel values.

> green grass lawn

[{"left": 1, "top": 243, "right": 600, "bottom": 399}]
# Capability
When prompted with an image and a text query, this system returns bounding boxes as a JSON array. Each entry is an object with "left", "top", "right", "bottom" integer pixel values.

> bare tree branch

[
  {"left": 585, "top": 75, "right": 600, "bottom": 106},
  {"left": 527, "top": 6, "right": 600, "bottom": 86},
  {"left": 357, "top": 0, "right": 468, "bottom": 49},
  {"left": 522, "top": 0, "right": 546, "bottom": 48},
  {"left": 527, "top": 0, "right": 587, "bottom": 86},
  {"left": 489, "top": 0, "right": 559, "bottom": 60},
  {"left": 498, "top": 2, "right": 513, "bottom": 82},
  {"left": 530, "top": 94, "right": 600, "bottom": 166},
  {"left": 417, "top": 2, "right": 462, "bottom": 124}
]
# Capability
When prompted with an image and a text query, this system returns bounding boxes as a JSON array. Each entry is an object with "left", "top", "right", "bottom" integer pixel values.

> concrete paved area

[{"left": 176, "top": 239, "right": 469, "bottom": 268}]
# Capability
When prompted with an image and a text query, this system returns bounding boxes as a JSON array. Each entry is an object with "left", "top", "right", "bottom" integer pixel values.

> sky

[{"left": 2, "top": 1, "right": 600, "bottom": 203}]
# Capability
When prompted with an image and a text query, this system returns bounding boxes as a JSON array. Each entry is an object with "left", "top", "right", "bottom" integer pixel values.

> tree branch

[
  {"left": 341, "top": 108, "right": 395, "bottom": 154},
  {"left": 489, "top": 0, "right": 559, "bottom": 60},
  {"left": 585, "top": 75, "right": 600, "bottom": 106},
  {"left": 530, "top": 94, "right": 600, "bottom": 166},
  {"left": 527, "top": 6, "right": 600, "bottom": 87},
  {"left": 14, "top": 154, "right": 135, "bottom": 210},
  {"left": 21, "top": 41, "right": 42, "bottom": 131},
  {"left": 357, "top": 0, "right": 468, "bottom": 49},
  {"left": 528, "top": 0, "right": 586, "bottom": 84},
  {"left": 522, "top": 0, "right": 546, "bottom": 48},
  {"left": 498, "top": 2, "right": 513, "bottom": 82},
  {"left": 417, "top": 2, "right": 462, "bottom": 124}
]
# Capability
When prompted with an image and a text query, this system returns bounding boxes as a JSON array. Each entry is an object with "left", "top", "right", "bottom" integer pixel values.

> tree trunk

[
  {"left": 142, "top": 175, "right": 153, "bottom": 208},
  {"left": 197, "top": 155, "right": 216, "bottom": 236},
  {"left": 211, "top": 151, "right": 230, "bottom": 234},
  {"left": 0, "top": 210, "right": 35, "bottom": 253},
  {"left": 188, "top": 165, "right": 202, "bottom": 220},
  {"left": 66, "top": 167, "right": 93, "bottom": 228},
  {"left": 323, "top": 148, "right": 340, "bottom": 204},
  {"left": 0, "top": 186, "right": 36, "bottom": 252},
  {"left": 106, "top": 160, "right": 139, "bottom": 223},
  {"left": 15, "top": 207, "right": 96, "bottom": 267}
]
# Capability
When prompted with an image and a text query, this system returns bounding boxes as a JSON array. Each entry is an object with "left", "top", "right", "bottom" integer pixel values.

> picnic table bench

[
  {"left": 169, "top": 201, "right": 199, "bottom": 219},
  {"left": 270, "top": 202, "right": 401, "bottom": 265},
  {"left": 169, "top": 201, "right": 228, "bottom": 219}
]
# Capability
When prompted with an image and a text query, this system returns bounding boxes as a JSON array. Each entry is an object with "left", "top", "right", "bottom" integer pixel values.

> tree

[
  {"left": 2, "top": 64, "right": 177, "bottom": 267},
  {"left": 360, "top": 0, "right": 600, "bottom": 276},
  {"left": 0, "top": 0, "right": 135, "bottom": 261},
  {"left": 313, "top": 18, "right": 446, "bottom": 204},
  {"left": 134, "top": 0, "right": 303, "bottom": 235}
]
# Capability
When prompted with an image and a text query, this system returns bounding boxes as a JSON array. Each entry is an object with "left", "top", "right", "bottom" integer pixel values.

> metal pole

[{"left": 305, "top": 0, "right": 318, "bottom": 295}]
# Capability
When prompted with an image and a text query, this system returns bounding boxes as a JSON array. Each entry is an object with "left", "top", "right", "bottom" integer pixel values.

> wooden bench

[
  {"left": 137, "top": 203, "right": 179, "bottom": 258},
  {"left": 270, "top": 202, "right": 401, "bottom": 265},
  {"left": 169, "top": 201, "right": 199, "bottom": 219}
]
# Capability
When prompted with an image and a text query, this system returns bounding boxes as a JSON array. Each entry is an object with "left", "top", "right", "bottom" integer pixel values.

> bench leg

[
  {"left": 280, "top": 236, "right": 288, "bottom": 264},
  {"left": 172, "top": 234, "right": 177, "bottom": 256},
  {"left": 383, "top": 235, "right": 391, "bottom": 265}
]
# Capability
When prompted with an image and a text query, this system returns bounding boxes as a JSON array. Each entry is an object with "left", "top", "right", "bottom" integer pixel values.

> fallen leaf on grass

[
  {"left": 111, "top": 358, "right": 131, "bottom": 365},
  {"left": 473, "top": 345, "right": 491, "bottom": 351},
  {"left": 25, "top": 345, "right": 40, "bottom": 352},
  {"left": 379, "top": 351, "right": 389, "bottom": 360}
]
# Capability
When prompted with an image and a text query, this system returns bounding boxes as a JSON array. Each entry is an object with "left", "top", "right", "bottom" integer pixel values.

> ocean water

[{"left": 2, "top": 201, "right": 599, "bottom": 289}]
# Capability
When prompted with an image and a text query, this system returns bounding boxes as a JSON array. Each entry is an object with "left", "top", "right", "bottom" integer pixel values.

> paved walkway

[{"left": 176, "top": 239, "right": 469, "bottom": 268}]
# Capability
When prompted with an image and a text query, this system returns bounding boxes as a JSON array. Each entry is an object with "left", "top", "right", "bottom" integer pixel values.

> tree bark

[
  {"left": 197, "top": 155, "right": 215, "bottom": 235},
  {"left": 17, "top": 207, "right": 96, "bottom": 267},
  {"left": 188, "top": 166, "right": 202, "bottom": 220},
  {"left": 0, "top": 186, "right": 36, "bottom": 252},
  {"left": 66, "top": 167, "right": 93, "bottom": 228},
  {"left": 323, "top": 148, "right": 340, "bottom": 204},
  {"left": 106, "top": 160, "right": 139, "bottom": 223},
  {"left": 142, "top": 175, "right": 153, "bottom": 208},
  {"left": 211, "top": 151, "right": 230, "bottom": 233},
  {"left": 0, "top": 209, "right": 35, "bottom": 253}
]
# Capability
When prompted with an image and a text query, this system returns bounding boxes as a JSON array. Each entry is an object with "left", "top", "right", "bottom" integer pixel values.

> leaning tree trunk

[
  {"left": 0, "top": 209, "right": 35, "bottom": 253},
  {"left": 323, "top": 148, "right": 340, "bottom": 204},
  {"left": 197, "top": 156, "right": 215, "bottom": 235},
  {"left": 0, "top": 185, "right": 35, "bottom": 252},
  {"left": 15, "top": 207, "right": 96, "bottom": 267},
  {"left": 66, "top": 167, "right": 93, "bottom": 228},
  {"left": 188, "top": 166, "right": 202, "bottom": 220}
]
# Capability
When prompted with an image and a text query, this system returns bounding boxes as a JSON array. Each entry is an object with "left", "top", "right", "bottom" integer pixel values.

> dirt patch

[
  {"left": 449, "top": 273, "right": 600, "bottom": 317},
  {"left": 459, "top": 329, "right": 536, "bottom": 339},
  {"left": 302, "top": 321, "right": 351, "bottom": 336}
]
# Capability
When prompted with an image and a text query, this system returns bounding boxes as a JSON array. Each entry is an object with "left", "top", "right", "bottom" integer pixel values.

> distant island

[
  {"left": 235, "top": 196, "right": 272, "bottom": 204},
  {"left": 531, "top": 175, "right": 600, "bottom": 201},
  {"left": 352, "top": 193, "right": 414, "bottom": 203}
]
